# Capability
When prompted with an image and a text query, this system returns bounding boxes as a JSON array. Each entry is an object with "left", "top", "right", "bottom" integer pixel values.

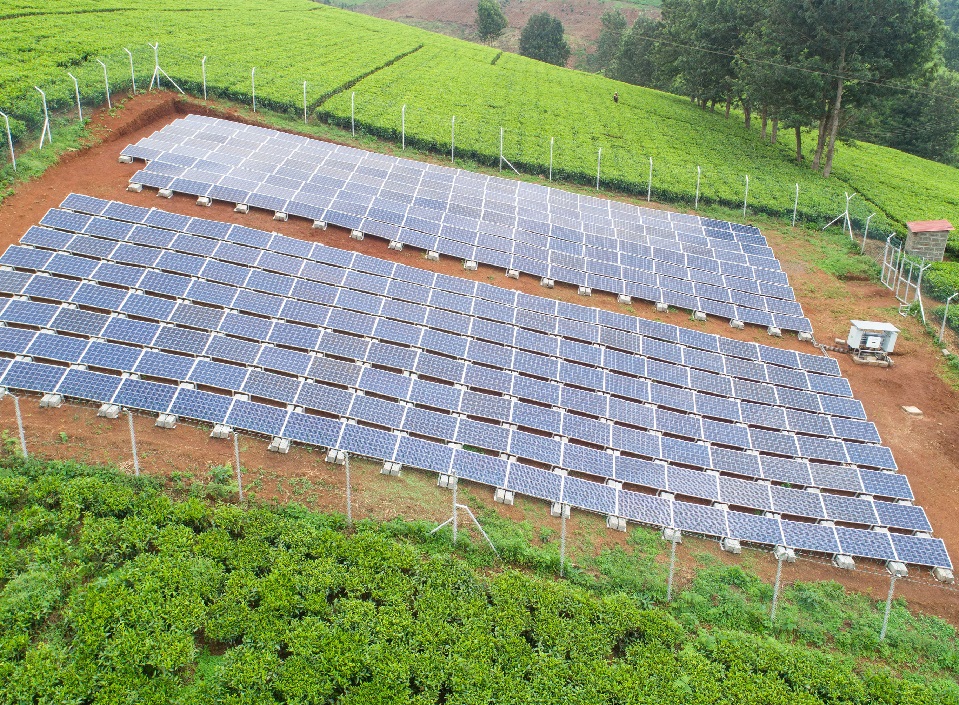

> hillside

[
  {"left": 2, "top": 0, "right": 958, "bottom": 237},
  {"left": 2, "top": 458, "right": 958, "bottom": 703}
]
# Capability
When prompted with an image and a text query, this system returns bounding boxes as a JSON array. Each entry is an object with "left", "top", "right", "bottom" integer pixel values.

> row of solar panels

[
  {"left": 57, "top": 195, "right": 835, "bottom": 378},
  {"left": 0, "top": 357, "right": 947, "bottom": 569},
  {"left": 0, "top": 326, "right": 927, "bottom": 532},
  {"left": 137, "top": 152, "right": 787, "bottom": 284},
  {"left": 0, "top": 229, "right": 900, "bottom": 483},
  {"left": 122, "top": 118, "right": 812, "bottom": 331},
  {"left": 126, "top": 165, "right": 809, "bottom": 331},
  {"left": 0, "top": 281, "right": 902, "bottom": 487},
  {"left": 156, "top": 115, "right": 770, "bottom": 247}
]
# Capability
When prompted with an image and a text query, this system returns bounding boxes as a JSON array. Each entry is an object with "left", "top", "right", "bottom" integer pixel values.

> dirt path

[{"left": 1, "top": 91, "right": 958, "bottom": 624}]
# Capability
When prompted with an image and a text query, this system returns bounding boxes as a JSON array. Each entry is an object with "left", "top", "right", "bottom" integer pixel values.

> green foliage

[
  {"left": 519, "top": 12, "right": 571, "bottom": 67},
  {"left": 0, "top": 458, "right": 958, "bottom": 703},
  {"left": 476, "top": 0, "right": 508, "bottom": 45},
  {"left": 926, "top": 261, "right": 959, "bottom": 301}
]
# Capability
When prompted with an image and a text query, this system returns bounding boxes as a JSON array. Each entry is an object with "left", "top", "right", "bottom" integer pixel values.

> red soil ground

[{"left": 1, "top": 91, "right": 957, "bottom": 624}]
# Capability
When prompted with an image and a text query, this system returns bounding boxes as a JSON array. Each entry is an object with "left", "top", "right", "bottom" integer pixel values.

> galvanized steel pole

[{"left": 127, "top": 410, "right": 139, "bottom": 477}]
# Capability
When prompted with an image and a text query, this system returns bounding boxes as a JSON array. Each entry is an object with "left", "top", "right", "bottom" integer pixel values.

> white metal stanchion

[
  {"left": 939, "top": 292, "right": 958, "bottom": 344},
  {"left": 861, "top": 213, "right": 875, "bottom": 254},
  {"left": 742, "top": 175, "right": 749, "bottom": 218},
  {"left": 880, "top": 574, "right": 897, "bottom": 641},
  {"left": 596, "top": 147, "right": 602, "bottom": 190},
  {"left": 694, "top": 166, "right": 701, "bottom": 209},
  {"left": 666, "top": 532, "right": 678, "bottom": 600},
  {"left": 233, "top": 431, "right": 243, "bottom": 502},
  {"left": 201, "top": 56, "right": 207, "bottom": 101},
  {"left": 350, "top": 91, "right": 355, "bottom": 136},
  {"left": 124, "top": 48, "right": 136, "bottom": 94},
  {"left": 127, "top": 410, "right": 139, "bottom": 477},
  {"left": 344, "top": 450, "right": 353, "bottom": 527},
  {"left": 0, "top": 111, "right": 15, "bottom": 171},
  {"left": 96, "top": 59, "right": 111, "bottom": 110},
  {"left": 34, "top": 87, "right": 52, "bottom": 147},
  {"left": 251, "top": 67, "right": 257, "bottom": 112},
  {"left": 792, "top": 183, "right": 799, "bottom": 227},
  {"left": 451, "top": 115, "right": 455, "bottom": 162},
  {"left": 11, "top": 394, "right": 26, "bottom": 459},
  {"left": 303, "top": 81, "right": 307, "bottom": 123},
  {"left": 770, "top": 556, "right": 784, "bottom": 620},
  {"left": 647, "top": 156, "right": 653, "bottom": 201},
  {"left": 401, "top": 104, "right": 406, "bottom": 149},
  {"left": 148, "top": 43, "right": 184, "bottom": 93},
  {"left": 559, "top": 507, "right": 567, "bottom": 577},
  {"left": 548, "top": 136, "right": 554, "bottom": 181},
  {"left": 67, "top": 72, "right": 82, "bottom": 121},
  {"left": 499, "top": 127, "right": 504, "bottom": 171}
]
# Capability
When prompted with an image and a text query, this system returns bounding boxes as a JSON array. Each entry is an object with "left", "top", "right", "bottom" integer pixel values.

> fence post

[
  {"left": 549, "top": 136, "right": 554, "bottom": 181},
  {"left": 350, "top": 91, "right": 355, "bottom": 137},
  {"left": 96, "top": 59, "right": 111, "bottom": 110},
  {"left": 880, "top": 574, "right": 897, "bottom": 641},
  {"left": 792, "top": 183, "right": 799, "bottom": 227},
  {"left": 233, "top": 431, "right": 243, "bottom": 502},
  {"left": 559, "top": 505, "right": 567, "bottom": 576},
  {"left": 0, "top": 111, "right": 15, "bottom": 171},
  {"left": 201, "top": 56, "right": 207, "bottom": 101},
  {"left": 499, "top": 127, "right": 504, "bottom": 171},
  {"left": 303, "top": 81, "right": 307, "bottom": 123},
  {"left": 596, "top": 147, "right": 602, "bottom": 190},
  {"left": 127, "top": 410, "right": 140, "bottom": 476},
  {"left": 940, "top": 293, "right": 958, "bottom": 344},
  {"left": 666, "top": 533, "right": 678, "bottom": 600},
  {"left": 344, "top": 450, "right": 353, "bottom": 527},
  {"left": 770, "top": 555, "right": 784, "bottom": 621},
  {"left": 124, "top": 48, "right": 136, "bottom": 94},
  {"left": 451, "top": 115, "right": 455, "bottom": 162},
  {"left": 861, "top": 213, "right": 875, "bottom": 254},
  {"left": 34, "top": 87, "right": 52, "bottom": 147},
  {"left": 743, "top": 175, "right": 749, "bottom": 218},
  {"left": 401, "top": 104, "right": 406, "bottom": 149},
  {"left": 647, "top": 156, "right": 653, "bottom": 202},
  {"left": 694, "top": 166, "right": 701, "bottom": 209},
  {"left": 11, "top": 394, "right": 26, "bottom": 459},
  {"left": 251, "top": 67, "right": 256, "bottom": 112},
  {"left": 68, "top": 72, "right": 82, "bottom": 121}
]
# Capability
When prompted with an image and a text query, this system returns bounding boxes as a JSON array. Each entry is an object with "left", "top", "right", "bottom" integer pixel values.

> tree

[
  {"left": 519, "top": 13, "right": 571, "bottom": 66},
  {"left": 591, "top": 10, "right": 628, "bottom": 74},
  {"left": 613, "top": 16, "right": 667, "bottom": 88},
  {"left": 476, "top": 0, "right": 508, "bottom": 46},
  {"left": 764, "top": 0, "right": 942, "bottom": 177}
]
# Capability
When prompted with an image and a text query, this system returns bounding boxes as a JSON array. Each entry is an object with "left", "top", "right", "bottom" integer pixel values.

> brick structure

[{"left": 905, "top": 220, "right": 953, "bottom": 262}]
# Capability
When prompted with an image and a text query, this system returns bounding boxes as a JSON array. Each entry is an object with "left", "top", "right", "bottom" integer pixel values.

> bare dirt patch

[{"left": 1, "top": 91, "right": 958, "bottom": 624}]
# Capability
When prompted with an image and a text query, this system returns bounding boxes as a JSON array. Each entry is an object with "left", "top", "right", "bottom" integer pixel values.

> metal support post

[
  {"left": 549, "top": 137, "right": 554, "bottom": 181},
  {"left": 647, "top": 156, "right": 653, "bottom": 202},
  {"left": 880, "top": 574, "right": 897, "bottom": 641},
  {"left": 559, "top": 507, "right": 567, "bottom": 577},
  {"left": 148, "top": 43, "right": 184, "bottom": 93},
  {"left": 694, "top": 166, "right": 701, "bottom": 209},
  {"left": 11, "top": 394, "right": 26, "bottom": 459},
  {"left": 742, "top": 175, "right": 749, "bottom": 218},
  {"left": 127, "top": 410, "right": 139, "bottom": 476},
  {"left": 303, "top": 81, "right": 307, "bottom": 123},
  {"left": 770, "top": 557, "right": 784, "bottom": 621},
  {"left": 792, "top": 183, "right": 799, "bottom": 227},
  {"left": 344, "top": 450, "right": 353, "bottom": 527},
  {"left": 68, "top": 72, "right": 82, "bottom": 121},
  {"left": 201, "top": 56, "right": 207, "bottom": 101},
  {"left": 0, "top": 111, "right": 15, "bottom": 171},
  {"left": 939, "top": 292, "right": 958, "bottom": 344},
  {"left": 97, "top": 59, "right": 111, "bottom": 110},
  {"left": 499, "top": 127, "right": 504, "bottom": 171},
  {"left": 861, "top": 213, "right": 875, "bottom": 254},
  {"left": 350, "top": 91, "right": 355, "bottom": 136},
  {"left": 596, "top": 148, "right": 602, "bottom": 190},
  {"left": 451, "top": 115, "right": 455, "bottom": 162},
  {"left": 251, "top": 67, "right": 256, "bottom": 112},
  {"left": 124, "top": 48, "right": 136, "bottom": 94},
  {"left": 401, "top": 105, "right": 406, "bottom": 149},
  {"left": 233, "top": 431, "right": 243, "bottom": 502},
  {"left": 34, "top": 87, "right": 52, "bottom": 147},
  {"left": 451, "top": 471, "right": 458, "bottom": 543},
  {"left": 667, "top": 534, "right": 678, "bottom": 601}
]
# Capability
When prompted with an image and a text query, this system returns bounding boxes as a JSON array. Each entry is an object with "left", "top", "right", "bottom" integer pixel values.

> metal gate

[{"left": 881, "top": 236, "right": 931, "bottom": 321}]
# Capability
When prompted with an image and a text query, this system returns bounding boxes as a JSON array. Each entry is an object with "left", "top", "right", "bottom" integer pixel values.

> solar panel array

[
  {"left": 0, "top": 195, "right": 947, "bottom": 571},
  {"left": 120, "top": 115, "right": 813, "bottom": 333}
]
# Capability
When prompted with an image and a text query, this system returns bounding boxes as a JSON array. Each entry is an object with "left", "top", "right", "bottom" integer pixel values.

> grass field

[{"left": 1, "top": 0, "right": 957, "bottom": 239}]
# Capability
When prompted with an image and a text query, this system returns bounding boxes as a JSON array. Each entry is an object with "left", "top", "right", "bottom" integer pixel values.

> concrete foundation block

[
  {"left": 380, "top": 461, "right": 402, "bottom": 476},
  {"left": 155, "top": 413, "right": 177, "bottom": 429},
  {"left": 196, "top": 196, "right": 212, "bottom": 207},
  {"left": 773, "top": 545, "right": 796, "bottom": 562},
  {"left": 767, "top": 326, "right": 783, "bottom": 338},
  {"left": 933, "top": 566, "right": 955, "bottom": 584},
  {"left": 312, "top": 220, "right": 327, "bottom": 230},
  {"left": 426, "top": 251, "right": 440, "bottom": 261},
  {"left": 40, "top": 393, "right": 63, "bottom": 408},
  {"left": 606, "top": 515, "right": 627, "bottom": 532},
  {"left": 268, "top": 437, "right": 290, "bottom": 454},
  {"left": 118, "top": 155, "right": 134, "bottom": 164},
  {"left": 540, "top": 277, "right": 555, "bottom": 288},
  {"left": 437, "top": 473, "right": 457, "bottom": 489},
  {"left": 388, "top": 241, "right": 404, "bottom": 251},
  {"left": 97, "top": 403, "right": 121, "bottom": 419},
  {"left": 577, "top": 286, "right": 592, "bottom": 297},
  {"left": 127, "top": 182, "right": 143, "bottom": 192},
  {"left": 325, "top": 449, "right": 346, "bottom": 464},
  {"left": 210, "top": 423, "right": 232, "bottom": 439},
  {"left": 692, "top": 310, "right": 707, "bottom": 322},
  {"left": 662, "top": 527, "right": 682, "bottom": 543},
  {"left": 464, "top": 260, "right": 478, "bottom": 271},
  {"left": 729, "top": 319, "right": 745, "bottom": 330},
  {"left": 655, "top": 302, "right": 668, "bottom": 312},
  {"left": 493, "top": 488, "right": 515, "bottom": 505},
  {"left": 506, "top": 269, "right": 520, "bottom": 279},
  {"left": 273, "top": 212, "right": 288, "bottom": 222},
  {"left": 721, "top": 537, "right": 742, "bottom": 554},
  {"left": 797, "top": 331, "right": 813, "bottom": 342},
  {"left": 234, "top": 203, "right": 249, "bottom": 214},
  {"left": 831, "top": 554, "right": 856, "bottom": 570},
  {"left": 157, "top": 188, "right": 173, "bottom": 199},
  {"left": 550, "top": 502, "right": 570, "bottom": 518},
  {"left": 350, "top": 230, "right": 364, "bottom": 240}
]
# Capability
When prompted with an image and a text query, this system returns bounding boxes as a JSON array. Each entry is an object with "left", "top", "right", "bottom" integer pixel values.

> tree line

[
  {"left": 478, "top": 0, "right": 571, "bottom": 67},
  {"left": 591, "top": 0, "right": 959, "bottom": 172}
]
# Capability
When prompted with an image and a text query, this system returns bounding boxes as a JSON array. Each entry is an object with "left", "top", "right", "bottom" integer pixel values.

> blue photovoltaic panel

[
  {"left": 283, "top": 412, "right": 342, "bottom": 448},
  {"left": 506, "top": 465, "right": 562, "bottom": 502},
  {"left": 618, "top": 490, "right": 670, "bottom": 526},
  {"left": 781, "top": 520, "right": 839, "bottom": 554},
  {"left": 113, "top": 377, "right": 177, "bottom": 412},
  {"left": 1, "top": 360, "right": 66, "bottom": 393},
  {"left": 227, "top": 399, "right": 288, "bottom": 437},
  {"left": 453, "top": 449, "right": 508, "bottom": 486},
  {"left": 81, "top": 340, "right": 142, "bottom": 371},
  {"left": 170, "top": 387, "right": 233, "bottom": 423},
  {"left": 891, "top": 533, "right": 952, "bottom": 568},
  {"left": 28, "top": 333, "right": 88, "bottom": 362},
  {"left": 394, "top": 434, "right": 453, "bottom": 473},
  {"left": 726, "top": 511, "right": 783, "bottom": 545},
  {"left": 338, "top": 422, "right": 398, "bottom": 459},
  {"left": 57, "top": 368, "right": 122, "bottom": 403},
  {"left": 0, "top": 327, "right": 37, "bottom": 354}
]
